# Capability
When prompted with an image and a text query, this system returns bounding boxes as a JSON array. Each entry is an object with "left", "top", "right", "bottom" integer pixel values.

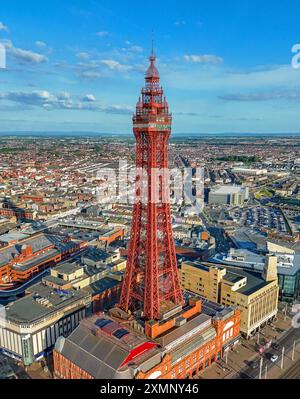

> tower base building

[{"left": 53, "top": 295, "right": 240, "bottom": 379}]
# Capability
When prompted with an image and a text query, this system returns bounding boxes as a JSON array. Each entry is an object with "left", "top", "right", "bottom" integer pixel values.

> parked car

[
  {"left": 250, "top": 361, "right": 259, "bottom": 369},
  {"left": 270, "top": 354, "right": 279, "bottom": 363}
]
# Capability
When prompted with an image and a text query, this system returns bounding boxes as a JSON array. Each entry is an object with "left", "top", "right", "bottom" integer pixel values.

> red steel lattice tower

[{"left": 119, "top": 49, "right": 184, "bottom": 320}]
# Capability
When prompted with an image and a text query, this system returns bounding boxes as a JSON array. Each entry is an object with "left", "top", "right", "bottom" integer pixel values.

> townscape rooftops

[
  {"left": 54, "top": 262, "right": 82, "bottom": 275},
  {"left": 82, "top": 277, "right": 121, "bottom": 296},
  {"left": 12, "top": 248, "right": 60, "bottom": 272},
  {"left": 0, "top": 232, "right": 30, "bottom": 242},
  {"left": 0, "top": 233, "right": 79, "bottom": 269},
  {"left": 4, "top": 283, "right": 89, "bottom": 324},
  {"left": 82, "top": 247, "right": 113, "bottom": 262}
]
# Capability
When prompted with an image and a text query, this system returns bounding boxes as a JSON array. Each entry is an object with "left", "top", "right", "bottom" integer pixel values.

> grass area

[
  {"left": 215, "top": 155, "right": 260, "bottom": 164},
  {"left": 255, "top": 189, "right": 274, "bottom": 199}
]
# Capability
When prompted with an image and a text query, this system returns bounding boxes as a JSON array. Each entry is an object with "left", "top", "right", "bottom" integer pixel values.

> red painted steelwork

[{"left": 119, "top": 52, "right": 184, "bottom": 320}]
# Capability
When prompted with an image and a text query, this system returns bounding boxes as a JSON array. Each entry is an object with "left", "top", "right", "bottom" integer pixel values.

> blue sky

[{"left": 0, "top": 0, "right": 300, "bottom": 134}]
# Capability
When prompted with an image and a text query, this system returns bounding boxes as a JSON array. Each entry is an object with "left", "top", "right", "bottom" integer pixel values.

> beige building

[{"left": 180, "top": 256, "right": 279, "bottom": 338}]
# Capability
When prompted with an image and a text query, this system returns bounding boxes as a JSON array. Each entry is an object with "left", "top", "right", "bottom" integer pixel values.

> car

[
  {"left": 272, "top": 343, "right": 280, "bottom": 350},
  {"left": 270, "top": 354, "right": 279, "bottom": 363},
  {"left": 250, "top": 361, "right": 259, "bottom": 369}
]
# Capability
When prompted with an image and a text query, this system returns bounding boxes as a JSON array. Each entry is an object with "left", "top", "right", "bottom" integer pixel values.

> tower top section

[
  {"left": 145, "top": 31, "right": 159, "bottom": 80},
  {"left": 134, "top": 49, "right": 170, "bottom": 121},
  {"left": 145, "top": 53, "right": 159, "bottom": 80}
]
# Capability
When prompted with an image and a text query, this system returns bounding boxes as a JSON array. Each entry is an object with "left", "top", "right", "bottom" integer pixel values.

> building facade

[
  {"left": 209, "top": 186, "right": 248, "bottom": 206},
  {"left": 180, "top": 257, "right": 279, "bottom": 338},
  {"left": 53, "top": 299, "right": 240, "bottom": 379},
  {"left": 0, "top": 233, "right": 84, "bottom": 290}
]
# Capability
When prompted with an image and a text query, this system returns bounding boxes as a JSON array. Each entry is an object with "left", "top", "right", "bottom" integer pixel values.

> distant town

[{"left": 0, "top": 131, "right": 299, "bottom": 380}]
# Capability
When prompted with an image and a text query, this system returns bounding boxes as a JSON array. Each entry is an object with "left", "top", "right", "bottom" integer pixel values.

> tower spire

[
  {"left": 146, "top": 31, "right": 159, "bottom": 79},
  {"left": 151, "top": 30, "right": 154, "bottom": 58}
]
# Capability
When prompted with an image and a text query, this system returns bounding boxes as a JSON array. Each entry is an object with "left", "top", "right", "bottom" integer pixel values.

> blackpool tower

[{"left": 119, "top": 49, "right": 184, "bottom": 321}]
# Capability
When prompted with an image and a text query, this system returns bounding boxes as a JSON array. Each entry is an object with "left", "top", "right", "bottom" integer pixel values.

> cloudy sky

[{"left": 0, "top": 0, "right": 300, "bottom": 134}]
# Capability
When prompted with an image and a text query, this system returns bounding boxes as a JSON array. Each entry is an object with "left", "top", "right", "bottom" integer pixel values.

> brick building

[
  {"left": 53, "top": 298, "right": 240, "bottom": 379},
  {"left": 0, "top": 233, "right": 85, "bottom": 290}
]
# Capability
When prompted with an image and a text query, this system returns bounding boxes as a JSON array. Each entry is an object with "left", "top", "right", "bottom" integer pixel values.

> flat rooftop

[
  {"left": 0, "top": 232, "right": 30, "bottom": 242},
  {"left": 211, "top": 186, "right": 244, "bottom": 195},
  {"left": 224, "top": 267, "right": 271, "bottom": 296},
  {"left": 54, "top": 262, "right": 83, "bottom": 275},
  {"left": 156, "top": 313, "right": 211, "bottom": 349},
  {"left": 4, "top": 283, "right": 89, "bottom": 324}
]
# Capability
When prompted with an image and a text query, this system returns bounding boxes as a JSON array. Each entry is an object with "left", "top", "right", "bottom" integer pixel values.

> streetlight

[
  {"left": 292, "top": 341, "right": 296, "bottom": 361},
  {"left": 265, "top": 365, "right": 268, "bottom": 380},
  {"left": 257, "top": 325, "right": 261, "bottom": 345},
  {"left": 284, "top": 303, "right": 288, "bottom": 321},
  {"left": 259, "top": 356, "right": 263, "bottom": 379},
  {"left": 281, "top": 347, "right": 285, "bottom": 369}
]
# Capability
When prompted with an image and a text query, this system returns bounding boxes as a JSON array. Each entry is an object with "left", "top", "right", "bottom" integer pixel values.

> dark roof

[
  {"left": 55, "top": 316, "right": 161, "bottom": 379},
  {"left": 82, "top": 277, "right": 121, "bottom": 296},
  {"left": 225, "top": 267, "right": 271, "bottom": 296},
  {"left": 5, "top": 283, "right": 89, "bottom": 323}
]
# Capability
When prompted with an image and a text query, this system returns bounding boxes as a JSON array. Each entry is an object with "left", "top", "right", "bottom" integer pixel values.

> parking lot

[{"left": 232, "top": 206, "right": 290, "bottom": 235}]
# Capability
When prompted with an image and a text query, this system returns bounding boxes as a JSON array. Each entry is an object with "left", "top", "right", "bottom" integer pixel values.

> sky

[{"left": 0, "top": 0, "right": 300, "bottom": 135}]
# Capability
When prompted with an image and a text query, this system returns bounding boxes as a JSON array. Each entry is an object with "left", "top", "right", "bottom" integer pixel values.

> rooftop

[
  {"left": 54, "top": 314, "right": 161, "bottom": 379},
  {"left": 4, "top": 283, "right": 89, "bottom": 324},
  {"left": 211, "top": 185, "right": 245, "bottom": 195}
]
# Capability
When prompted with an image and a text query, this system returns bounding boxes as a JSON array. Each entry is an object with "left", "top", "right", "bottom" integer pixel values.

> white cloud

[
  {"left": 184, "top": 54, "right": 223, "bottom": 64},
  {"left": 174, "top": 20, "right": 186, "bottom": 26},
  {"left": 129, "top": 45, "right": 143, "bottom": 53},
  {"left": 0, "top": 22, "right": 8, "bottom": 32},
  {"left": 220, "top": 90, "right": 300, "bottom": 102},
  {"left": 82, "top": 94, "right": 96, "bottom": 102},
  {"left": 57, "top": 92, "right": 71, "bottom": 100},
  {"left": 3, "top": 40, "right": 48, "bottom": 64},
  {"left": 79, "top": 70, "right": 103, "bottom": 80},
  {"left": 35, "top": 41, "right": 47, "bottom": 48},
  {"left": 164, "top": 63, "right": 300, "bottom": 93},
  {"left": 96, "top": 31, "right": 109, "bottom": 37},
  {"left": 0, "top": 90, "right": 133, "bottom": 114},
  {"left": 100, "top": 59, "right": 132, "bottom": 72},
  {"left": 0, "top": 90, "right": 54, "bottom": 106},
  {"left": 76, "top": 52, "right": 90, "bottom": 60}
]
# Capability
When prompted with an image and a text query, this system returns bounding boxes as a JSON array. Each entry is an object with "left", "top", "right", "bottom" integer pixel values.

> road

[
  {"left": 237, "top": 326, "right": 300, "bottom": 379},
  {"left": 280, "top": 358, "right": 300, "bottom": 379},
  {"left": 207, "top": 225, "right": 231, "bottom": 253},
  {"left": 199, "top": 209, "right": 231, "bottom": 253}
]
